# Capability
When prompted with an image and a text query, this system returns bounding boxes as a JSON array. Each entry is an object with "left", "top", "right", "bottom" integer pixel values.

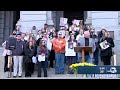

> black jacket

[
  {"left": 24, "top": 45, "right": 36, "bottom": 63},
  {"left": 100, "top": 37, "right": 115, "bottom": 57}
]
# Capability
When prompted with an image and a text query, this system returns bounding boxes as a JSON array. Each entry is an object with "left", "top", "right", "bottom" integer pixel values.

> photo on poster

[
  {"left": 68, "top": 42, "right": 73, "bottom": 49},
  {"left": 99, "top": 40, "right": 110, "bottom": 50},
  {"left": 60, "top": 17, "right": 68, "bottom": 26}
]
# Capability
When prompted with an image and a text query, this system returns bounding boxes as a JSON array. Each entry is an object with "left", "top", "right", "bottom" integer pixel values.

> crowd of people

[{"left": 2, "top": 21, "right": 115, "bottom": 78}]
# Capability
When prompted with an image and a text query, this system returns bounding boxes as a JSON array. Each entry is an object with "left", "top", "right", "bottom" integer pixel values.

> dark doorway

[
  {"left": 13, "top": 11, "right": 20, "bottom": 30},
  {"left": 64, "top": 11, "right": 84, "bottom": 26}
]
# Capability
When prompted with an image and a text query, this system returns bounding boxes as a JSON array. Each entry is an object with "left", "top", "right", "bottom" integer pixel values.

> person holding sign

[
  {"left": 64, "top": 30, "right": 70, "bottom": 64},
  {"left": 99, "top": 31, "right": 115, "bottom": 65},
  {"left": 60, "top": 17, "right": 68, "bottom": 26},
  {"left": 65, "top": 34, "right": 77, "bottom": 74},
  {"left": 48, "top": 32, "right": 57, "bottom": 68},
  {"left": 37, "top": 40, "right": 48, "bottom": 77}
]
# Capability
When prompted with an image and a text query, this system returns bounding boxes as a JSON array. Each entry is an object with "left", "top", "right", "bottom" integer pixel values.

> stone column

[
  {"left": 4, "top": 11, "right": 14, "bottom": 41},
  {"left": 0, "top": 11, "right": 14, "bottom": 44},
  {"left": 0, "top": 11, "right": 5, "bottom": 45},
  {"left": 85, "top": 11, "right": 92, "bottom": 25},
  {"left": 46, "top": 11, "right": 54, "bottom": 28}
]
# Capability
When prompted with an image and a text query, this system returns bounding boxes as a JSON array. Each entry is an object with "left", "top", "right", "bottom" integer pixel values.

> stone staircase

[{"left": 0, "top": 47, "right": 119, "bottom": 79}]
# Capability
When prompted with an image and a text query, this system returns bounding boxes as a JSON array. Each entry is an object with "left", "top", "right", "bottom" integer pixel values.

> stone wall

[
  {"left": 0, "top": 11, "right": 4, "bottom": 45},
  {"left": 55, "top": 11, "right": 64, "bottom": 31},
  {"left": 20, "top": 11, "right": 47, "bottom": 32},
  {"left": 0, "top": 11, "right": 13, "bottom": 45}
]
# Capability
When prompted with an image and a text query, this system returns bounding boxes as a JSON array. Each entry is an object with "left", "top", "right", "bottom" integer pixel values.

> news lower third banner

[{"left": 77, "top": 66, "right": 120, "bottom": 74}]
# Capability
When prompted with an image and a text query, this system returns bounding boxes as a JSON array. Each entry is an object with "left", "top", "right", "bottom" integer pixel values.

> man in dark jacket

[{"left": 12, "top": 33, "right": 25, "bottom": 77}]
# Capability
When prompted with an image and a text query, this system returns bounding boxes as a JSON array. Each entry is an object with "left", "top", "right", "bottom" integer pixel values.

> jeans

[
  {"left": 55, "top": 53, "right": 65, "bottom": 74},
  {"left": 77, "top": 53, "right": 81, "bottom": 63},
  {"left": 77, "top": 55, "right": 92, "bottom": 64},
  {"left": 37, "top": 60, "right": 47, "bottom": 77},
  {"left": 65, "top": 56, "right": 68, "bottom": 64},
  {"left": 85, "top": 55, "right": 92, "bottom": 63}
]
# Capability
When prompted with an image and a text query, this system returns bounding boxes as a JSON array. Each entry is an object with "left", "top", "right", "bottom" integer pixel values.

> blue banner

[{"left": 77, "top": 66, "right": 120, "bottom": 74}]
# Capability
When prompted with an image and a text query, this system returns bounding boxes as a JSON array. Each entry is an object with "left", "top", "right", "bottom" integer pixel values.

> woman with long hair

[
  {"left": 24, "top": 41, "right": 36, "bottom": 77},
  {"left": 27, "top": 35, "right": 37, "bottom": 74},
  {"left": 64, "top": 30, "right": 70, "bottom": 64},
  {"left": 37, "top": 40, "right": 48, "bottom": 77},
  {"left": 98, "top": 28, "right": 107, "bottom": 43},
  {"left": 99, "top": 31, "right": 115, "bottom": 65},
  {"left": 49, "top": 32, "right": 57, "bottom": 68},
  {"left": 65, "top": 34, "right": 77, "bottom": 74},
  {"left": 28, "top": 35, "right": 36, "bottom": 45}
]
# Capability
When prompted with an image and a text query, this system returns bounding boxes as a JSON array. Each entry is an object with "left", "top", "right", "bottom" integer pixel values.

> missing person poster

[
  {"left": 72, "top": 19, "right": 80, "bottom": 26},
  {"left": 99, "top": 40, "right": 110, "bottom": 50},
  {"left": 68, "top": 42, "right": 73, "bottom": 49},
  {"left": 60, "top": 17, "right": 68, "bottom": 26}
]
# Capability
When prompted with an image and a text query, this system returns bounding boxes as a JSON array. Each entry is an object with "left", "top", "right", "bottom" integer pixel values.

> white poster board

[
  {"left": 99, "top": 40, "right": 110, "bottom": 50},
  {"left": 38, "top": 55, "right": 45, "bottom": 62},
  {"left": 59, "top": 17, "right": 68, "bottom": 26},
  {"left": 72, "top": 19, "right": 80, "bottom": 26}
]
